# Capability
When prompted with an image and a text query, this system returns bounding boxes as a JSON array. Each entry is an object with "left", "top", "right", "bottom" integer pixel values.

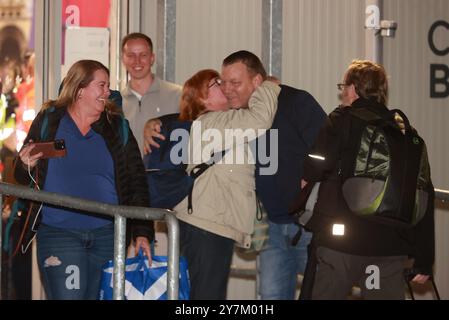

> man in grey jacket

[
  {"left": 121, "top": 33, "right": 181, "bottom": 155},
  {"left": 121, "top": 33, "right": 181, "bottom": 256}
]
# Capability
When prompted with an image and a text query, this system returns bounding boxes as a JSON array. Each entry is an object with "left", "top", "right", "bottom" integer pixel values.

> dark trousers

[
  {"left": 179, "top": 220, "right": 234, "bottom": 300},
  {"left": 312, "top": 246, "right": 408, "bottom": 300}
]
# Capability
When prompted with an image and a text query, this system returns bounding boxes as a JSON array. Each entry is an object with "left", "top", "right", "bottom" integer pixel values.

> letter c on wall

[{"left": 428, "top": 20, "right": 449, "bottom": 56}]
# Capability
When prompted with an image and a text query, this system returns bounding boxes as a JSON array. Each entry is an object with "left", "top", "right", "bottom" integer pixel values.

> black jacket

[
  {"left": 303, "top": 98, "right": 435, "bottom": 275},
  {"left": 14, "top": 106, "right": 154, "bottom": 251},
  {"left": 255, "top": 85, "right": 327, "bottom": 224}
]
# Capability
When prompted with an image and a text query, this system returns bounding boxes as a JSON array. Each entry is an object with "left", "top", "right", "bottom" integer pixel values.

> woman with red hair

[
  {"left": 179, "top": 69, "right": 229, "bottom": 120},
  {"left": 148, "top": 68, "right": 280, "bottom": 299}
]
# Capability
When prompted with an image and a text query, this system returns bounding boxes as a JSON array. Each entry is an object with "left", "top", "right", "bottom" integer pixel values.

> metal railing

[
  {"left": 1, "top": 182, "right": 448, "bottom": 300},
  {"left": 0, "top": 182, "right": 179, "bottom": 300},
  {"left": 435, "top": 188, "right": 449, "bottom": 202}
]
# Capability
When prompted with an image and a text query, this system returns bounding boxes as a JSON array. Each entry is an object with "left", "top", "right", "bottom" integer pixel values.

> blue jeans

[
  {"left": 36, "top": 223, "right": 114, "bottom": 300},
  {"left": 258, "top": 221, "right": 312, "bottom": 300}
]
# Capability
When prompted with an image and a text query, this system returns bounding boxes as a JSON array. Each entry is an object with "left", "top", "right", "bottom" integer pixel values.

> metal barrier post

[
  {"left": 255, "top": 255, "right": 260, "bottom": 299},
  {"left": 165, "top": 212, "right": 179, "bottom": 300},
  {"left": 113, "top": 214, "right": 127, "bottom": 300},
  {"left": 0, "top": 193, "right": 2, "bottom": 299}
]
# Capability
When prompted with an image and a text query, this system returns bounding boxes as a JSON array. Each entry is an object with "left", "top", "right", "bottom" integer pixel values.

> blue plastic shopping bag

[{"left": 98, "top": 251, "right": 190, "bottom": 300}]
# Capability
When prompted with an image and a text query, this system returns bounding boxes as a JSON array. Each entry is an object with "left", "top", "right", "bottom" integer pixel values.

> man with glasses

[
  {"left": 209, "top": 77, "right": 222, "bottom": 89},
  {"left": 302, "top": 60, "right": 435, "bottom": 299}
]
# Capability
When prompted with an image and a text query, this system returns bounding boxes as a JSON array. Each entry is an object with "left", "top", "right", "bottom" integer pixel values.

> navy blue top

[
  {"left": 255, "top": 85, "right": 327, "bottom": 224},
  {"left": 42, "top": 113, "right": 117, "bottom": 229}
]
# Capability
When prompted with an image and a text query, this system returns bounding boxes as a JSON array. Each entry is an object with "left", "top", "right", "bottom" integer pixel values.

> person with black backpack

[{"left": 301, "top": 60, "right": 435, "bottom": 300}]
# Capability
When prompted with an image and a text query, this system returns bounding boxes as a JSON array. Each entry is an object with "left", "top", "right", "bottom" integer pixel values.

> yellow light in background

[
  {"left": 0, "top": 127, "right": 14, "bottom": 140},
  {"left": 16, "top": 129, "right": 27, "bottom": 152},
  {"left": 332, "top": 224, "right": 345, "bottom": 236}
]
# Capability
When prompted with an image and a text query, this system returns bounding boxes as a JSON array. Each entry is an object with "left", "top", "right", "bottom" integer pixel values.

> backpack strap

[
  {"left": 40, "top": 106, "right": 56, "bottom": 141},
  {"left": 348, "top": 107, "right": 383, "bottom": 123},
  {"left": 187, "top": 149, "right": 227, "bottom": 214},
  {"left": 190, "top": 150, "right": 227, "bottom": 179},
  {"left": 118, "top": 115, "right": 129, "bottom": 146},
  {"left": 335, "top": 109, "right": 353, "bottom": 178}
]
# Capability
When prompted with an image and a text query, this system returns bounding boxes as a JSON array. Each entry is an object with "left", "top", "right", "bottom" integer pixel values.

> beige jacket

[{"left": 174, "top": 81, "right": 280, "bottom": 247}]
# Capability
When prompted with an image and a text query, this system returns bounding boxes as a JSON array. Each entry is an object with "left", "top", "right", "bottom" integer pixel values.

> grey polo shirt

[{"left": 121, "top": 76, "right": 182, "bottom": 155}]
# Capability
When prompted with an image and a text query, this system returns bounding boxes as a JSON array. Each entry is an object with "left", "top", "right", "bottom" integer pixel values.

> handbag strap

[{"left": 187, "top": 149, "right": 227, "bottom": 214}]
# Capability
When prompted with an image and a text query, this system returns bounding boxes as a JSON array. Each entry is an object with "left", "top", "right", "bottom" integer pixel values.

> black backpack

[{"left": 340, "top": 107, "right": 432, "bottom": 228}]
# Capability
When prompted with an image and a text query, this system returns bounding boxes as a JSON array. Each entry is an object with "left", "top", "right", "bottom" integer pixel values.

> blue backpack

[{"left": 143, "top": 119, "right": 225, "bottom": 212}]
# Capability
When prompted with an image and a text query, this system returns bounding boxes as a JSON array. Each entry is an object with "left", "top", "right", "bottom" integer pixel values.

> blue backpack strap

[
  {"left": 108, "top": 89, "right": 127, "bottom": 145},
  {"left": 118, "top": 115, "right": 129, "bottom": 146},
  {"left": 40, "top": 106, "right": 56, "bottom": 141},
  {"left": 109, "top": 90, "right": 123, "bottom": 110}
]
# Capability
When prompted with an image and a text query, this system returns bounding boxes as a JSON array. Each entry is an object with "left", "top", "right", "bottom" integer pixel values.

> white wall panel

[
  {"left": 283, "top": 0, "right": 366, "bottom": 113},
  {"left": 175, "top": 0, "right": 262, "bottom": 85},
  {"left": 141, "top": 0, "right": 159, "bottom": 59},
  {"left": 384, "top": 0, "right": 449, "bottom": 300},
  {"left": 384, "top": 0, "right": 449, "bottom": 189},
  {"left": 139, "top": 0, "right": 159, "bottom": 78}
]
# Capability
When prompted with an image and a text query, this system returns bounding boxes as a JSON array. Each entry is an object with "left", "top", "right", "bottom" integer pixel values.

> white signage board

[{"left": 63, "top": 27, "right": 110, "bottom": 78}]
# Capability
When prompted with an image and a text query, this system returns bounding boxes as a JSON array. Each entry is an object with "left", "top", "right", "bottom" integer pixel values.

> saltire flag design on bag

[{"left": 99, "top": 251, "right": 190, "bottom": 300}]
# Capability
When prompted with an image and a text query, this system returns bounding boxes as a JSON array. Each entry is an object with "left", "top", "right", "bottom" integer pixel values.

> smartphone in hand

[{"left": 29, "top": 139, "right": 67, "bottom": 159}]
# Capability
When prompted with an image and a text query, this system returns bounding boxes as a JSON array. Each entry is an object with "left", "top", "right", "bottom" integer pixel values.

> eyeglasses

[
  {"left": 337, "top": 83, "right": 349, "bottom": 91},
  {"left": 208, "top": 78, "right": 222, "bottom": 89}
]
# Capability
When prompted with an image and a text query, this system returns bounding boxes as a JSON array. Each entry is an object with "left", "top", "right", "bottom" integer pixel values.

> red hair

[{"left": 179, "top": 69, "right": 220, "bottom": 121}]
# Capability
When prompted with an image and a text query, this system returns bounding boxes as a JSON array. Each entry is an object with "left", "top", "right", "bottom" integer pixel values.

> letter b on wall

[{"left": 430, "top": 64, "right": 449, "bottom": 98}]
